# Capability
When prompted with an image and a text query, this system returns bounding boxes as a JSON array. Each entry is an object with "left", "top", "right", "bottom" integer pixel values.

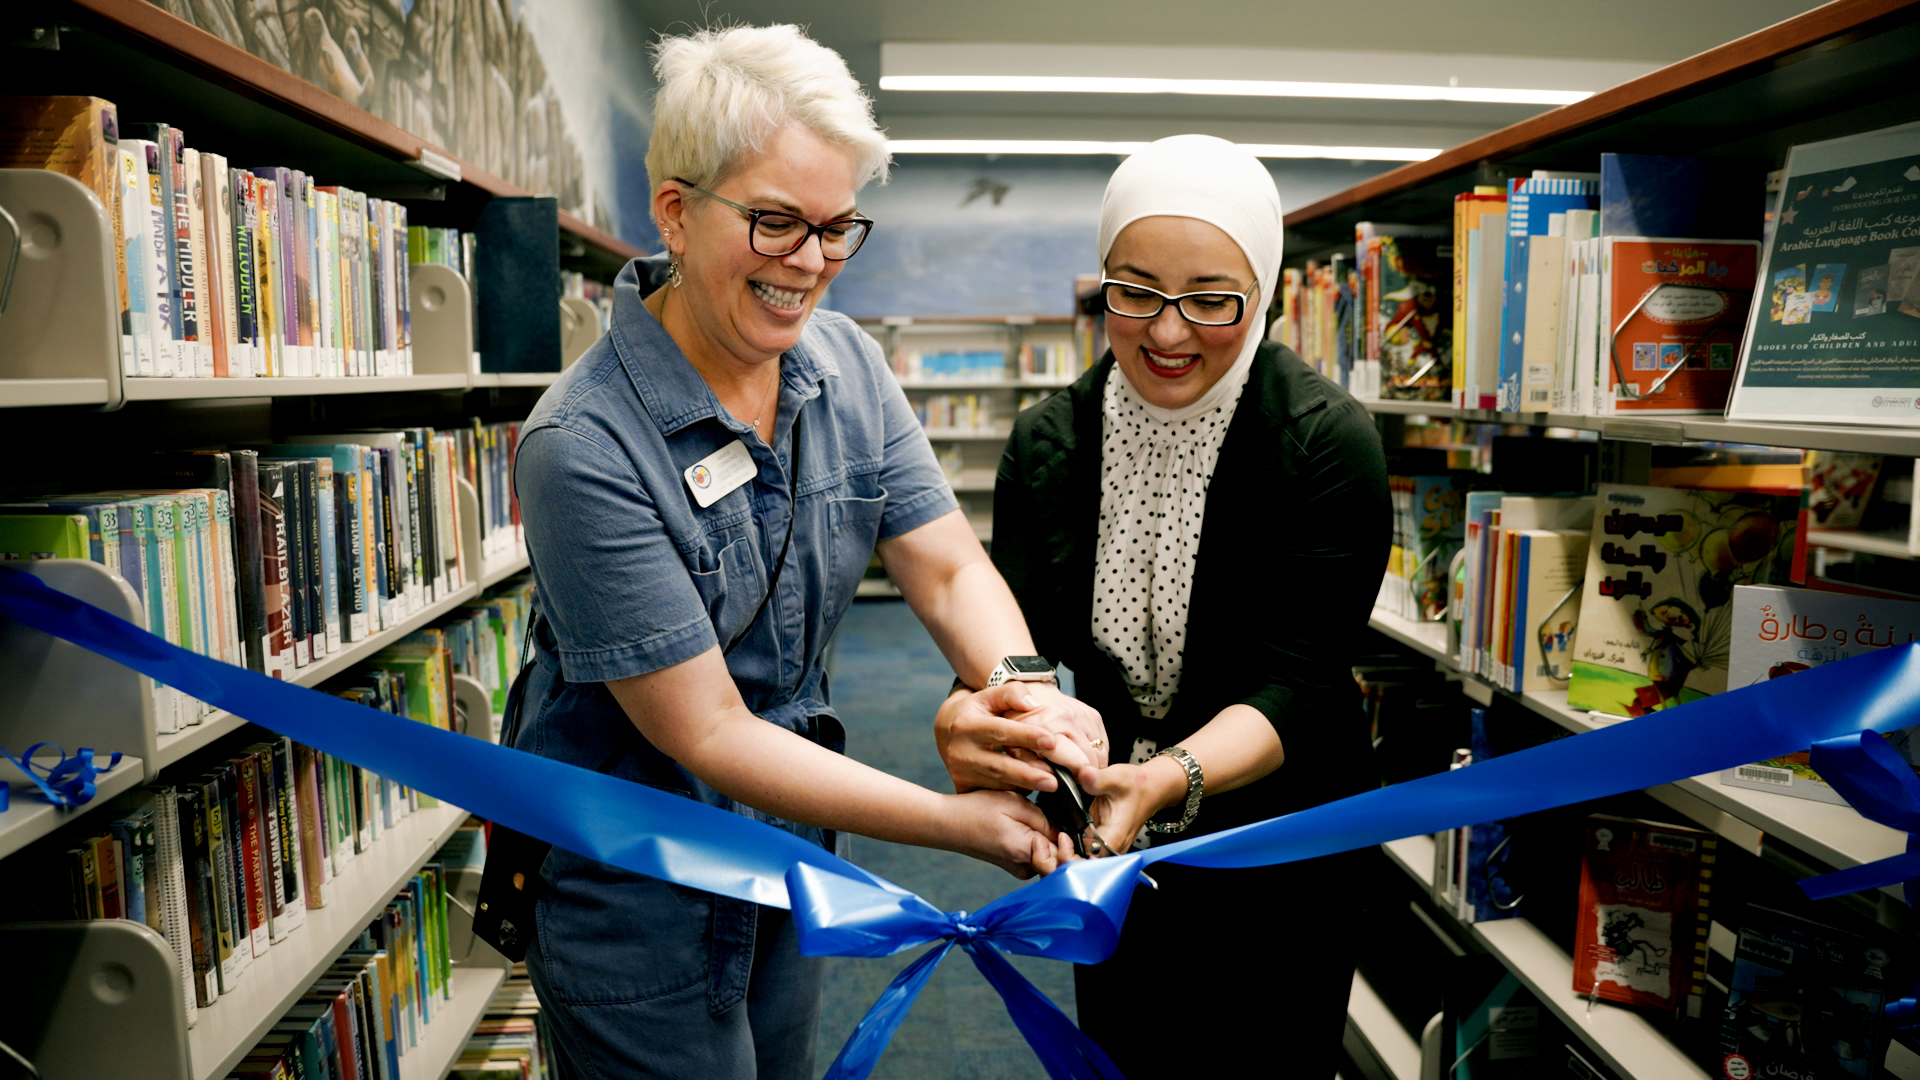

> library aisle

[{"left": 815, "top": 599, "right": 1072, "bottom": 1080}]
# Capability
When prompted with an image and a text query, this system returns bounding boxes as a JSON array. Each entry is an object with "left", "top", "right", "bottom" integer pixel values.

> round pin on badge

[{"left": 691, "top": 465, "right": 712, "bottom": 488}]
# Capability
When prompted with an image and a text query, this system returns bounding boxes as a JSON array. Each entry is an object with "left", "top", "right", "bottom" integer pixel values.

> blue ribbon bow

[
  {"left": 6, "top": 565, "right": 1920, "bottom": 1079},
  {"left": 0, "top": 742, "right": 124, "bottom": 812}
]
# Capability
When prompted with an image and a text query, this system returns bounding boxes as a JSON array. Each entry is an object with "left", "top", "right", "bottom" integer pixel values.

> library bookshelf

[
  {"left": 1288, "top": 3, "right": 1920, "bottom": 1078},
  {"left": 0, "top": 3, "right": 580, "bottom": 1079},
  {"left": 855, "top": 314, "right": 1078, "bottom": 588}
]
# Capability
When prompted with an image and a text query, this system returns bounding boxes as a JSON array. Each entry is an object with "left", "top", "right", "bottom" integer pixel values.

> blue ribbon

[
  {"left": 0, "top": 742, "right": 124, "bottom": 810},
  {"left": 1796, "top": 731, "right": 1920, "bottom": 904},
  {"left": 7, "top": 565, "right": 1920, "bottom": 1080}
]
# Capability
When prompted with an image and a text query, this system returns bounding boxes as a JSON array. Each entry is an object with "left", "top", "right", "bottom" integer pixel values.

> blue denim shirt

[{"left": 511, "top": 255, "right": 957, "bottom": 845}]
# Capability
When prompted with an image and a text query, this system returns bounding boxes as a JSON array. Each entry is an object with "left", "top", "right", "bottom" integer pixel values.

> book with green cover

[
  {"left": 1568, "top": 484, "right": 1801, "bottom": 715},
  {"left": 0, "top": 513, "right": 89, "bottom": 560}
]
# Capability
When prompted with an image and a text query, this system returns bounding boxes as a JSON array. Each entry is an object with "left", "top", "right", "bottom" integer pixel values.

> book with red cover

[{"left": 1572, "top": 814, "right": 1717, "bottom": 1016}]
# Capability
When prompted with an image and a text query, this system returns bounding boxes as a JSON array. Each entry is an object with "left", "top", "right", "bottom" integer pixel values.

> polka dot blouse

[{"left": 1091, "top": 364, "right": 1248, "bottom": 720}]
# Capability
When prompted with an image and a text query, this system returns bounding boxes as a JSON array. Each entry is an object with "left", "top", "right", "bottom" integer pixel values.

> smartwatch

[{"left": 985, "top": 655, "right": 1056, "bottom": 688}]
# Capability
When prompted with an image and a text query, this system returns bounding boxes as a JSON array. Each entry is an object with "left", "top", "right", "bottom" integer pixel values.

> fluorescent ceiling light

[
  {"left": 886, "top": 140, "right": 1441, "bottom": 162},
  {"left": 879, "top": 74, "right": 1589, "bottom": 107}
]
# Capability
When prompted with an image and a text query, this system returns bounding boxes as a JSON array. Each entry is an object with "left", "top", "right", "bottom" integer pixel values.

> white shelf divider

[
  {"left": 187, "top": 801, "right": 470, "bottom": 1080},
  {"left": 396, "top": 965, "right": 508, "bottom": 1080}
]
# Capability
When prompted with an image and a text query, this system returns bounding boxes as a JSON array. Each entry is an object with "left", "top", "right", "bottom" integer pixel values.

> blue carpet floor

[{"left": 814, "top": 598, "right": 1073, "bottom": 1080}]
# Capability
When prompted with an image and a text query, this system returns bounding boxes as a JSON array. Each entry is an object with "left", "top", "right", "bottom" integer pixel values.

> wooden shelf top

[
  {"left": 1285, "top": 0, "right": 1920, "bottom": 244},
  {"left": 56, "top": 0, "right": 642, "bottom": 264}
]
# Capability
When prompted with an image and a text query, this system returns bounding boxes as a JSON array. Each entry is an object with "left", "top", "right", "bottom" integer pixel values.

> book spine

[
  {"left": 250, "top": 744, "right": 288, "bottom": 942},
  {"left": 138, "top": 142, "right": 179, "bottom": 376},
  {"left": 340, "top": 462, "right": 367, "bottom": 640},
  {"left": 199, "top": 775, "right": 240, "bottom": 991},
  {"left": 175, "top": 786, "right": 219, "bottom": 1006},
  {"left": 301, "top": 460, "right": 326, "bottom": 657},
  {"left": 184, "top": 146, "right": 213, "bottom": 376},
  {"left": 259, "top": 464, "right": 292, "bottom": 678},
  {"left": 235, "top": 754, "right": 272, "bottom": 958},
  {"left": 151, "top": 791, "right": 201, "bottom": 1021},
  {"left": 317, "top": 458, "right": 342, "bottom": 652},
  {"left": 283, "top": 460, "right": 311, "bottom": 665},
  {"left": 118, "top": 147, "right": 155, "bottom": 376},
  {"left": 293, "top": 743, "right": 328, "bottom": 908},
  {"left": 270, "top": 738, "right": 308, "bottom": 927},
  {"left": 167, "top": 132, "right": 201, "bottom": 375},
  {"left": 199, "top": 151, "right": 230, "bottom": 378}
]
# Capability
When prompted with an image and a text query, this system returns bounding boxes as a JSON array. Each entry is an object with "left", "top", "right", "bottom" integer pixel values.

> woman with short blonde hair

[{"left": 508, "top": 23, "right": 1105, "bottom": 1078}]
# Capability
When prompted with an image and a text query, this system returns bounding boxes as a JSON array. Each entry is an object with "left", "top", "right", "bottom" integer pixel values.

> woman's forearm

[{"left": 1140, "top": 704, "right": 1286, "bottom": 814}]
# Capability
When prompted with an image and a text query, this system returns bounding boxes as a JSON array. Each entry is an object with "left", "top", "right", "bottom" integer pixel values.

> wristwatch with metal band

[
  {"left": 985, "top": 655, "right": 1056, "bottom": 688},
  {"left": 1144, "top": 746, "right": 1204, "bottom": 835}
]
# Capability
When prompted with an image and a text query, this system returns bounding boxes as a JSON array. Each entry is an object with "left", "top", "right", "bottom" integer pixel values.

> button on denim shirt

[{"left": 511, "top": 255, "right": 957, "bottom": 850}]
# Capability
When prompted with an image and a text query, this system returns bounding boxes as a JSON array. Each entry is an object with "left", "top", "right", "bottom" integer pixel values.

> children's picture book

[
  {"left": 1568, "top": 484, "right": 1801, "bottom": 716},
  {"left": 1720, "top": 584, "right": 1920, "bottom": 804},
  {"left": 1771, "top": 265, "right": 1808, "bottom": 322},
  {"left": 1375, "top": 236, "right": 1454, "bottom": 402},
  {"left": 1572, "top": 814, "right": 1716, "bottom": 1016},
  {"left": 1805, "top": 450, "right": 1883, "bottom": 529},
  {"left": 1810, "top": 264, "right": 1846, "bottom": 312},
  {"left": 1600, "top": 238, "right": 1760, "bottom": 413},
  {"left": 1718, "top": 906, "right": 1903, "bottom": 1080},
  {"left": 1730, "top": 120, "right": 1920, "bottom": 426}
]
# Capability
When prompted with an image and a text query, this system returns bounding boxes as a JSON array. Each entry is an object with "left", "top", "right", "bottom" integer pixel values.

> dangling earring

[{"left": 667, "top": 256, "right": 684, "bottom": 289}]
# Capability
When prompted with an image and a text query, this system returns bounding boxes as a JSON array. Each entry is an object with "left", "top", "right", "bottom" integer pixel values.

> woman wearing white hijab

[{"left": 939, "top": 135, "right": 1390, "bottom": 1073}]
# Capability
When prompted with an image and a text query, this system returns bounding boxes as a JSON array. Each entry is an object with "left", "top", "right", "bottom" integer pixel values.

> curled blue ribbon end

[{"left": 1, "top": 742, "right": 124, "bottom": 810}]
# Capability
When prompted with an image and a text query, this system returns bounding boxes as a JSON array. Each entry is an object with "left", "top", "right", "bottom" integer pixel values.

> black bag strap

[{"left": 724, "top": 409, "right": 802, "bottom": 656}]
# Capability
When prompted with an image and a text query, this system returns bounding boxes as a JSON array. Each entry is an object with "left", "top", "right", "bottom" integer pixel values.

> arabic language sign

[{"left": 1732, "top": 121, "right": 1920, "bottom": 424}]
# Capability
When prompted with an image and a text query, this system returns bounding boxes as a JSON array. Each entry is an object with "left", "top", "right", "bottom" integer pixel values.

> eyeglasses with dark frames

[
  {"left": 673, "top": 177, "right": 874, "bottom": 261},
  {"left": 1100, "top": 278, "right": 1253, "bottom": 327}
]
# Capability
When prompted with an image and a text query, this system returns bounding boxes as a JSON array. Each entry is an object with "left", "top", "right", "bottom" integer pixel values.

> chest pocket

[
  {"left": 825, "top": 477, "right": 888, "bottom": 605},
  {"left": 687, "top": 530, "right": 767, "bottom": 649}
]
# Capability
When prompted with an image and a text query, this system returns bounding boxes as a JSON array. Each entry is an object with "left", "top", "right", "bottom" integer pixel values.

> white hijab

[{"left": 1091, "top": 135, "right": 1284, "bottom": 722}]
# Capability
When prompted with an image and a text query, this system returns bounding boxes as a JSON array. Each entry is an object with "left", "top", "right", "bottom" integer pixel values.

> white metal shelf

[
  {"left": 1807, "top": 527, "right": 1914, "bottom": 558},
  {"left": 121, "top": 374, "right": 472, "bottom": 400},
  {"left": 921, "top": 425, "right": 1012, "bottom": 442},
  {"left": 1347, "top": 970, "right": 1421, "bottom": 1080},
  {"left": 396, "top": 964, "right": 508, "bottom": 1080},
  {"left": 897, "top": 376, "right": 1078, "bottom": 391},
  {"left": 188, "top": 801, "right": 469, "bottom": 1080},
  {"left": 0, "top": 752, "right": 146, "bottom": 861},
  {"left": 1366, "top": 606, "right": 1450, "bottom": 662},
  {"left": 476, "top": 548, "right": 531, "bottom": 590},
  {"left": 855, "top": 578, "right": 901, "bottom": 599},
  {"left": 945, "top": 467, "right": 998, "bottom": 494},
  {"left": 470, "top": 372, "right": 560, "bottom": 389},
  {"left": 1357, "top": 400, "right": 1920, "bottom": 455},
  {"left": 1366, "top": 609, "right": 1902, "bottom": 874},
  {"left": 1380, "top": 834, "right": 1707, "bottom": 1080},
  {"left": 154, "top": 581, "right": 484, "bottom": 770}
]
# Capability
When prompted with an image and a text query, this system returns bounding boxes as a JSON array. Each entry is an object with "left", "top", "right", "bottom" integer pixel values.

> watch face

[{"left": 1003, "top": 656, "right": 1053, "bottom": 675}]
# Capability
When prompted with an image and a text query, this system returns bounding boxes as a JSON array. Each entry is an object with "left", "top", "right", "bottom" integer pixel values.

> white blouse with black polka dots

[{"left": 1090, "top": 364, "right": 1248, "bottom": 722}]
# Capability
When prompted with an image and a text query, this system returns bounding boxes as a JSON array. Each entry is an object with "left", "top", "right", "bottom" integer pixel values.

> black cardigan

[{"left": 991, "top": 342, "right": 1390, "bottom": 835}]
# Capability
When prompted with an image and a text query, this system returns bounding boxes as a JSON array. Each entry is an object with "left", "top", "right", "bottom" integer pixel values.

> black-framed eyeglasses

[
  {"left": 1100, "top": 279, "right": 1253, "bottom": 327},
  {"left": 673, "top": 177, "right": 874, "bottom": 261}
]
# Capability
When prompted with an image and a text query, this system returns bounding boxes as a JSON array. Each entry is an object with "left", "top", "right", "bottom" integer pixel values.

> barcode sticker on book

[
  {"left": 1736, "top": 764, "right": 1793, "bottom": 787},
  {"left": 1528, "top": 389, "right": 1551, "bottom": 404}
]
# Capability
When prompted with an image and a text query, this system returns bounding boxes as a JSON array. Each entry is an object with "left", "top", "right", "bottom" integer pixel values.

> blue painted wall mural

[{"left": 827, "top": 154, "right": 1400, "bottom": 319}]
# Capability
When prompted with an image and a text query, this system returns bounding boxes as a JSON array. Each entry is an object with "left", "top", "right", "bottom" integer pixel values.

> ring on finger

[{"left": 1089, "top": 738, "right": 1105, "bottom": 749}]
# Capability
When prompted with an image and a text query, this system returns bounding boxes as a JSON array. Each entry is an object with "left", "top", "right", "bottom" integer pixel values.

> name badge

[{"left": 684, "top": 440, "right": 758, "bottom": 508}]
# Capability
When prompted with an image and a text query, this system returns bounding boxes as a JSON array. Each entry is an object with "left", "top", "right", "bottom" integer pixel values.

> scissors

[{"left": 1034, "top": 758, "right": 1113, "bottom": 858}]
